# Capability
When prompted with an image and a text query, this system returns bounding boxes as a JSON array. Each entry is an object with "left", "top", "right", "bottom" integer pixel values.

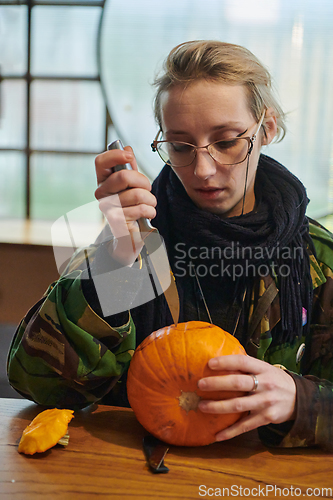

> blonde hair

[{"left": 153, "top": 40, "right": 286, "bottom": 142}]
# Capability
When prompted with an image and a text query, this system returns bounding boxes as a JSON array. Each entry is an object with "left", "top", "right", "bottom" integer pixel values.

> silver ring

[{"left": 250, "top": 374, "right": 259, "bottom": 392}]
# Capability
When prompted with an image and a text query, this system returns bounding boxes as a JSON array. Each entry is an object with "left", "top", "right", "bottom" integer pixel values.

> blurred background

[
  {"left": 0, "top": 0, "right": 333, "bottom": 395},
  {"left": 1, "top": 0, "right": 333, "bottom": 222}
]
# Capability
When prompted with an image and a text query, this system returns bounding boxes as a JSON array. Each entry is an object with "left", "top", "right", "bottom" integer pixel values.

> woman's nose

[{"left": 193, "top": 150, "right": 217, "bottom": 179}]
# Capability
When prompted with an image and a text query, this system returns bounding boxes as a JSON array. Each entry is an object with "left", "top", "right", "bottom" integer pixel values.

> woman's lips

[{"left": 195, "top": 187, "right": 225, "bottom": 199}]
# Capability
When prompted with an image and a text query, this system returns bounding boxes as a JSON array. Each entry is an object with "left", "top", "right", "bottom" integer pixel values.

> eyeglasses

[{"left": 151, "top": 110, "right": 266, "bottom": 168}]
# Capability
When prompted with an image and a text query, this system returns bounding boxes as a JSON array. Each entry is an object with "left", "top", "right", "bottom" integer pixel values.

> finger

[
  {"left": 208, "top": 354, "right": 267, "bottom": 374},
  {"left": 198, "top": 393, "right": 266, "bottom": 415},
  {"left": 98, "top": 188, "right": 156, "bottom": 213},
  {"left": 215, "top": 412, "right": 266, "bottom": 442},
  {"left": 198, "top": 373, "right": 258, "bottom": 393},
  {"left": 95, "top": 149, "right": 137, "bottom": 185},
  {"left": 118, "top": 204, "right": 157, "bottom": 224},
  {"left": 99, "top": 204, "right": 138, "bottom": 240},
  {"left": 117, "top": 188, "right": 157, "bottom": 210},
  {"left": 95, "top": 169, "right": 152, "bottom": 200},
  {"left": 100, "top": 202, "right": 157, "bottom": 229},
  {"left": 123, "top": 146, "right": 138, "bottom": 170}
]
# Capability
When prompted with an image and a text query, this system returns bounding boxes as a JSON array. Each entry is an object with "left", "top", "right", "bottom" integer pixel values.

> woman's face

[{"left": 160, "top": 80, "right": 272, "bottom": 217}]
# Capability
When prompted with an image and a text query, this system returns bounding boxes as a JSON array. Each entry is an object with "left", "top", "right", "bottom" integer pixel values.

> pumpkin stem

[{"left": 177, "top": 390, "right": 201, "bottom": 413}]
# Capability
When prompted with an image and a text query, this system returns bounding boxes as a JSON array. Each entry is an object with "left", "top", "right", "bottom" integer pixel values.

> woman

[{"left": 8, "top": 40, "right": 333, "bottom": 451}]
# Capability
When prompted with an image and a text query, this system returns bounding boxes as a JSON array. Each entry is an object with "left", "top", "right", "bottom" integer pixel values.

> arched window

[{"left": 99, "top": 0, "right": 333, "bottom": 224}]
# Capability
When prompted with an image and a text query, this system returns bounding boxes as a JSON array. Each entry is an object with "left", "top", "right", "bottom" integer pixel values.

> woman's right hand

[{"left": 94, "top": 146, "right": 157, "bottom": 265}]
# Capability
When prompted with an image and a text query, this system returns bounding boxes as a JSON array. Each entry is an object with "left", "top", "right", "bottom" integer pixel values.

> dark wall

[
  {"left": 0, "top": 243, "right": 61, "bottom": 397},
  {"left": 0, "top": 243, "right": 60, "bottom": 324}
]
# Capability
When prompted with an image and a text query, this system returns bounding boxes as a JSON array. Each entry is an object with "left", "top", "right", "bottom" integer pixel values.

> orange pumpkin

[
  {"left": 18, "top": 408, "right": 74, "bottom": 455},
  {"left": 127, "top": 321, "right": 247, "bottom": 446}
]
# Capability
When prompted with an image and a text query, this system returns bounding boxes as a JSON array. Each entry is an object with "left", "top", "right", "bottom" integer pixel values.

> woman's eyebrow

[{"left": 165, "top": 124, "right": 249, "bottom": 137}]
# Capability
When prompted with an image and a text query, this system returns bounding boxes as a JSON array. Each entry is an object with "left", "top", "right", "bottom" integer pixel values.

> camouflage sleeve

[
  {"left": 285, "top": 373, "right": 333, "bottom": 451},
  {"left": 259, "top": 251, "right": 333, "bottom": 451},
  {"left": 275, "top": 272, "right": 333, "bottom": 452},
  {"left": 278, "top": 255, "right": 333, "bottom": 451},
  {"left": 258, "top": 372, "right": 333, "bottom": 452},
  {"left": 7, "top": 269, "right": 136, "bottom": 409}
]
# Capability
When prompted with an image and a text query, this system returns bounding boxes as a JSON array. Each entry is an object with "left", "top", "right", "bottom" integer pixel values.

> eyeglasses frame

[{"left": 151, "top": 110, "right": 266, "bottom": 168}]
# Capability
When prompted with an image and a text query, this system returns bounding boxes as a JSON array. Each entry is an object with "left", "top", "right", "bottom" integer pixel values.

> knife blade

[
  {"left": 107, "top": 140, "right": 180, "bottom": 326},
  {"left": 142, "top": 434, "right": 170, "bottom": 474}
]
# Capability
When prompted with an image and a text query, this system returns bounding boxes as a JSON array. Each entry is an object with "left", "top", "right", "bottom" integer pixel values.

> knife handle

[{"left": 107, "top": 140, "right": 153, "bottom": 233}]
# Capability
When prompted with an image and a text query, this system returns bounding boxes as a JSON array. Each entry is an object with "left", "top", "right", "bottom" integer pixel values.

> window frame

[{"left": 0, "top": 0, "right": 109, "bottom": 219}]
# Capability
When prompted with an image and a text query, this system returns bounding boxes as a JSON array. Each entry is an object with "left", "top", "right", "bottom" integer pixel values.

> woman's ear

[{"left": 261, "top": 107, "right": 278, "bottom": 145}]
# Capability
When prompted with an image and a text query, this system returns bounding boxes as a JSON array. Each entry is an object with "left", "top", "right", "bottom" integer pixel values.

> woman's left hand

[{"left": 197, "top": 354, "right": 297, "bottom": 442}]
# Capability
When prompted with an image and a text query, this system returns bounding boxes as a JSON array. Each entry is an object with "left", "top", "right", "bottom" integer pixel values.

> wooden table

[{"left": 1, "top": 398, "right": 332, "bottom": 499}]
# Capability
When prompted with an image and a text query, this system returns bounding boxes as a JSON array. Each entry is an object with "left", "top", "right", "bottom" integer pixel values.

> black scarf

[{"left": 152, "top": 154, "right": 314, "bottom": 345}]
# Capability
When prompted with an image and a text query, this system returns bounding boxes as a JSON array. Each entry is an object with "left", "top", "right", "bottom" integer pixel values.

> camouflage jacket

[{"left": 7, "top": 221, "right": 333, "bottom": 451}]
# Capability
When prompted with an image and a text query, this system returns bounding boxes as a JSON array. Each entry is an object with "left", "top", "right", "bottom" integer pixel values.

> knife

[
  {"left": 107, "top": 140, "right": 180, "bottom": 326},
  {"left": 142, "top": 434, "right": 170, "bottom": 474}
]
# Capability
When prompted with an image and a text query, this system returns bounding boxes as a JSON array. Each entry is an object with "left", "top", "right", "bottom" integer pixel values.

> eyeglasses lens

[
  {"left": 209, "top": 139, "right": 249, "bottom": 166},
  {"left": 157, "top": 138, "right": 249, "bottom": 167},
  {"left": 157, "top": 142, "right": 195, "bottom": 167}
]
